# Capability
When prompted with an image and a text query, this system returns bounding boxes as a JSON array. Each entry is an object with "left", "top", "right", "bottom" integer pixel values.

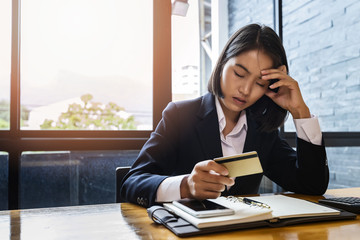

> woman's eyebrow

[
  {"left": 235, "top": 63, "right": 263, "bottom": 80},
  {"left": 235, "top": 63, "right": 250, "bottom": 73}
]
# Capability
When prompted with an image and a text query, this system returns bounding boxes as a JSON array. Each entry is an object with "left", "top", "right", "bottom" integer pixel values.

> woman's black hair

[{"left": 208, "top": 23, "right": 288, "bottom": 132}]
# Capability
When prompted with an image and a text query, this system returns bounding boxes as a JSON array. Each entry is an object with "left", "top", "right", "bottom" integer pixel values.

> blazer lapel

[{"left": 195, "top": 93, "right": 223, "bottom": 160}]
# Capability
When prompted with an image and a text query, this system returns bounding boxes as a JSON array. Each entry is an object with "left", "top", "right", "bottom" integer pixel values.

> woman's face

[{"left": 219, "top": 49, "right": 274, "bottom": 119}]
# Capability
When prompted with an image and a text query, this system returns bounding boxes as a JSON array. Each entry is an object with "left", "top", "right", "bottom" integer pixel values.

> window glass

[
  {"left": 171, "top": 0, "right": 201, "bottom": 102},
  {"left": 198, "top": 0, "right": 212, "bottom": 97},
  {"left": 21, "top": 0, "right": 153, "bottom": 130},
  {"left": 0, "top": 0, "right": 11, "bottom": 130},
  {"left": 0, "top": 152, "right": 9, "bottom": 210},
  {"left": 283, "top": 0, "right": 360, "bottom": 132},
  {"left": 20, "top": 150, "right": 138, "bottom": 209},
  {"left": 327, "top": 147, "right": 360, "bottom": 189}
]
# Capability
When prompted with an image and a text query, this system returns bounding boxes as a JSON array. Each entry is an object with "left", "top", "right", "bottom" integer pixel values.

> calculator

[{"left": 318, "top": 197, "right": 360, "bottom": 214}]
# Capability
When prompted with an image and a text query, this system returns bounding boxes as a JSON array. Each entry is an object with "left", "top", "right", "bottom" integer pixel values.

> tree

[
  {"left": 0, "top": 100, "right": 30, "bottom": 129},
  {"left": 40, "top": 94, "right": 137, "bottom": 130}
]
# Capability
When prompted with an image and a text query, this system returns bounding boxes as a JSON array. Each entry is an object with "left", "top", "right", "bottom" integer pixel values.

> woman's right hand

[{"left": 180, "top": 160, "right": 235, "bottom": 200}]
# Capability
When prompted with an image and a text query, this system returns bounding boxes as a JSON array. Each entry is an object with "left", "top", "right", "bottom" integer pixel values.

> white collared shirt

[
  {"left": 215, "top": 98, "right": 248, "bottom": 157},
  {"left": 155, "top": 98, "right": 323, "bottom": 202}
]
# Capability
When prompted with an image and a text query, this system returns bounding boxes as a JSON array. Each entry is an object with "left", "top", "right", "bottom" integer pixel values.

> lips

[{"left": 233, "top": 97, "right": 247, "bottom": 104}]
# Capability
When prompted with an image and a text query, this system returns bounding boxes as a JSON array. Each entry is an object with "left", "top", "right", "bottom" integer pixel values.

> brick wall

[
  {"left": 283, "top": 0, "right": 360, "bottom": 132},
  {"left": 228, "top": 0, "right": 360, "bottom": 189},
  {"left": 228, "top": 0, "right": 274, "bottom": 36}
]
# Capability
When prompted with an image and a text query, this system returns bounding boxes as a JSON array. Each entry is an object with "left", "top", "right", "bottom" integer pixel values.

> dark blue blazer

[{"left": 120, "top": 93, "right": 329, "bottom": 207}]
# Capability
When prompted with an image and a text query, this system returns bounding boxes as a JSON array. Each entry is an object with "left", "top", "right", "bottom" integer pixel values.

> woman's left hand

[{"left": 261, "top": 65, "right": 311, "bottom": 119}]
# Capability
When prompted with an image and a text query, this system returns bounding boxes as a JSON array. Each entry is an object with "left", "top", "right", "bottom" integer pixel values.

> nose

[{"left": 239, "top": 80, "right": 253, "bottom": 96}]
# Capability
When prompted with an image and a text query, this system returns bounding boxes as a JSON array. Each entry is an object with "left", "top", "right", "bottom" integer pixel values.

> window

[
  {"left": 171, "top": 0, "right": 201, "bottom": 102},
  {"left": 3, "top": 0, "right": 359, "bottom": 210},
  {"left": 0, "top": 0, "right": 11, "bottom": 130},
  {"left": 1, "top": 0, "right": 171, "bottom": 210},
  {"left": 21, "top": 0, "right": 153, "bottom": 130}
]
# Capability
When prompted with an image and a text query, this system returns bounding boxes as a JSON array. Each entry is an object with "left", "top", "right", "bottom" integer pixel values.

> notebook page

[{"left": 248, "top": 195, "right": 340, "bottom": 219}]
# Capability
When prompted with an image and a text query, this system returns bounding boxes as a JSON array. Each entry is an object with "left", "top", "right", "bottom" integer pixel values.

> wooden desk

[{"left": 1, "top": 188, "right": 359, "bottom": 240}]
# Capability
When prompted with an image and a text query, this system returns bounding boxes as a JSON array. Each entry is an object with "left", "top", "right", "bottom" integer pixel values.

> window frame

[
  {"left": 0, "top": 0, "right": 171, "bottom": 210},
  {"left": 2, "top": 0, "right": 360, "bottom": 210}
]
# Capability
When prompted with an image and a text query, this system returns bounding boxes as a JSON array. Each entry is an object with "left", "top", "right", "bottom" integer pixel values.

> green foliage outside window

[
  {"left": 0, "top": 100, "right": 10, "bottom": 129},
  {"left": 40, "top": 94, "right": 136, "bottom": 130},
  {"left": 0, "top": 100, "right": 30, "bottom": 129}
]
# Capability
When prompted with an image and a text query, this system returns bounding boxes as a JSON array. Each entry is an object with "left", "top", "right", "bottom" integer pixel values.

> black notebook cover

[{"left": 147, "top": 205, "right": 357, "bottom": 238}]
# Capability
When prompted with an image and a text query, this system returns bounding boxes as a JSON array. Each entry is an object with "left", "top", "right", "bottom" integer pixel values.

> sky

[
  {"left": 172, "top": 0, "right": 200, "bottom": 69},
  {"left": 0, "top": 0, "right": 11, "bottom": 102},
  {"left": 0, "top": 0, "right": 200, "bottom": 127},
  {"left": 19, "top": 0, "right": 153, "bottom": 110}
]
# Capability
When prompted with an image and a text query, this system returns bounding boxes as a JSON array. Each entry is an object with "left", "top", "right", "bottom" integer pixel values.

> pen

[{"left": 239, "top": 197, "right": 271, "bottom": 209}]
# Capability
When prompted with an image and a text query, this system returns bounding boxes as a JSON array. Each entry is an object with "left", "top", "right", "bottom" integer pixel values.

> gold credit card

[{"left": 214, "top": 151, "right": 263, "bottom": 178}]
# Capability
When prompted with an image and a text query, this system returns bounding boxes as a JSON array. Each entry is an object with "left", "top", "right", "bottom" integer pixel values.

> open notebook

[{"left": 163, "top": 195, "right": 340, "bottom": 229}]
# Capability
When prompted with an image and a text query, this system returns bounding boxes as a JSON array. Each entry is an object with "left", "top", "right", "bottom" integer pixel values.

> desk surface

[{"left": 1, "top": 188, "right": 359, "bottom": 240}]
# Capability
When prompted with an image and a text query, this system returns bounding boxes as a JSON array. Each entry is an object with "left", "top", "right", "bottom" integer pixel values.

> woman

[{"left": 120, "top": 24, "right": 328, "bottom": 208}]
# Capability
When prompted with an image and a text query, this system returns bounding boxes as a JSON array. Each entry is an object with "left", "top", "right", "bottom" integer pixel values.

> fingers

[
  {"left": 195, "top": 160, "right": 229, "bottom": 176},
  {"left": 186, "top": 160, "right": 235, "bottom": 200},
  {"left": 193, "top": 160, "right": 234, "bottom": 186},
  {"left": 260, "top": 66, "right": 309, "bottom": 117},
  {"left": 261, "top": 70, "right": 285, "bottom": 82},
  {"left": 261, "top": 67, "right": 299, "bottom": 91},
  {"left": 188, "top": 179, "right": 227, "bottom": 199},
  {"left": 262, "top": 65, "right": 287, "bottom": 74}
]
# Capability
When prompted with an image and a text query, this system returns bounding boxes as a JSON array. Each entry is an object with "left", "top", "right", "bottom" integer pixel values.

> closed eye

[
  {"left": 234, "top": 70, "right": 244, "bottom": 78},
  {"left": 256, "top": 82, "right": 265, "bottom": 87}
]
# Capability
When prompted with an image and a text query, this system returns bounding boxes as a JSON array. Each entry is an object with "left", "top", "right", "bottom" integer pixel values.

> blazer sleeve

[
  {"left": 264, "top": 134, "right": 329, "bottom": 195},
  {"left": 120, "top": 102, "right": 182, "bottom": 207}
]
